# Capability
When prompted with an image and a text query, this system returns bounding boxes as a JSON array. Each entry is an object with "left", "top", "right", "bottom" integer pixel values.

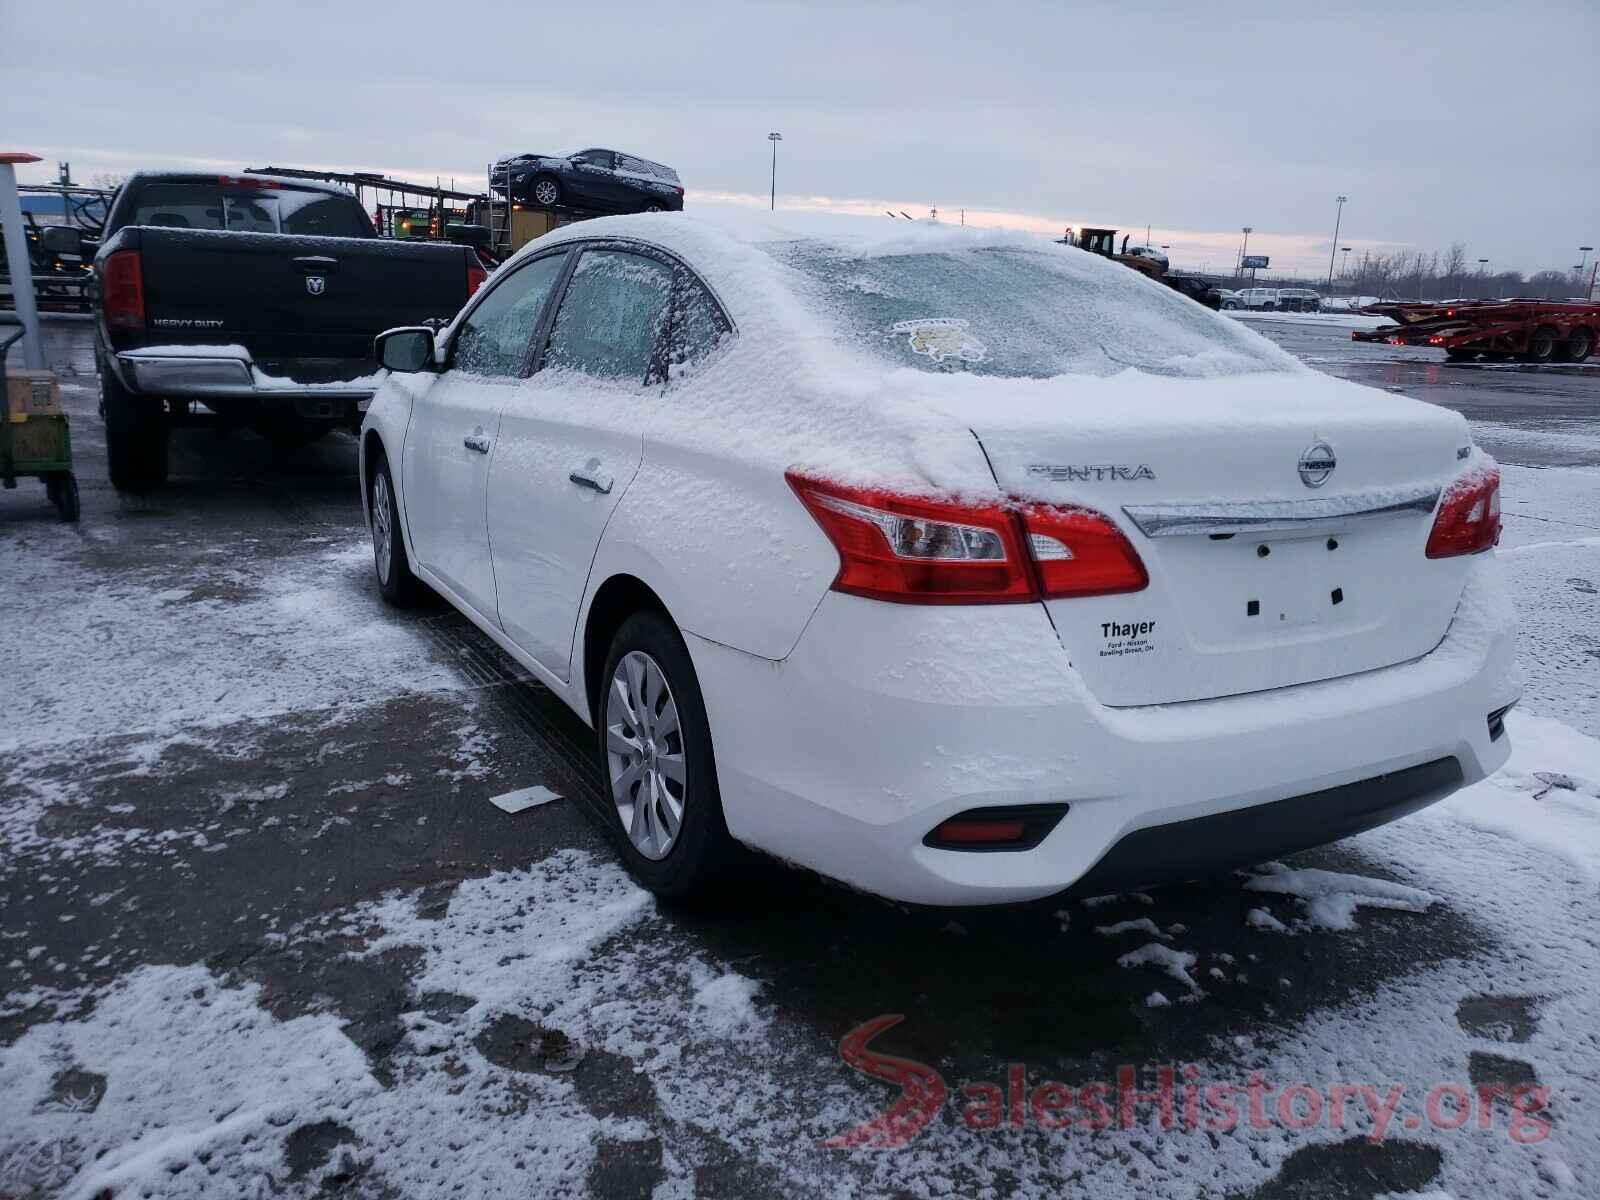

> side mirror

[
  {"left": 41, "top": 226, "right": 85, "bottom": 257},
  {"left": 374, "top": 326, "right": 436, "bottom": 372},
  {"left": 446, "top": 222, "right": 490, "bottom": 247}
]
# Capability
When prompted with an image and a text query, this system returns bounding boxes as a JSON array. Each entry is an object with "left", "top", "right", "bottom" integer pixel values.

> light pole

[
  {"left": 767, "top": 132, "right": 782, "bottom": 211},
  {"left": 1477, "top": 258, "right": 1490, "bottom": 300},
  {"left": 1580, "top": 246, "right": 1594, "bottom": 272},
  {"left": 1238, "top": 226, "right": 1252, "bottom": 276},
  {"left": 1340, "top": 246, "right": 1351, "bottom": 282},
  {"left": 1325, "top": 195, "right": 1347, "bottom": 288}
]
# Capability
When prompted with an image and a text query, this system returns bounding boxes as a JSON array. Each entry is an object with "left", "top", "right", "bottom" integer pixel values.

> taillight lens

[
  {"left": 1425, "top": 463, "right": 1501, "bottom": 558},
  {"left": 786, "top": 471, "right": 1147, "bottom": 604},
  {"left": 1020, "top": 504, "right": 1149, "bottom": 598},
  {"left": 466, "top": 254, "right": 488, "bottom": 298},
  {"left": 102, "top": 249, "right": 145, "bottom": 331},
  {"left": 787, "top": 471, "right": 1035, "bottom": 603}
]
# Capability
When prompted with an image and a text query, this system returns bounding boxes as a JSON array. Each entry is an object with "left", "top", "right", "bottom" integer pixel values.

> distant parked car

[
  {"left": 1220, "top": 289, "right": 1244, "bottom": 310},
  {"left": 1238, "top": 287, "right": 1281, "bottom": 310},
  {"left": 1277, "top": 288, "right": 1323, "bottom": 313},
  {"left": 492, "top": 149, "right": 685, "bottom": 214},
  {"left": 1164, "top": 274, "right": 1223, "bottom": 310}
]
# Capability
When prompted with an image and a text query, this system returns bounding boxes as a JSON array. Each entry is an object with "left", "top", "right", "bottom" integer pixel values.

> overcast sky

[{"left": 4, "top": 1, "right": 1595, "bottom": 277}]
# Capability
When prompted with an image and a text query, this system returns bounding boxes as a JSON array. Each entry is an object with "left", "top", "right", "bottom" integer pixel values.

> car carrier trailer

[{"left": 1351, "top": 299, "right": 1597, "bottom": 363}]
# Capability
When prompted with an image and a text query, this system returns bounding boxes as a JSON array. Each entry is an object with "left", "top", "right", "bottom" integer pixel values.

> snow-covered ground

[{"left": 1, "top": 366, "right": 1597, "bottom": 1197}]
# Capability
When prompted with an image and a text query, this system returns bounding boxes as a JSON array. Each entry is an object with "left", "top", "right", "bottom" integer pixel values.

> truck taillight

[
  {"left": 1426, "top": 463, "right": 1501, "bottom": 558},
  {"left": 466, "top": 254, "right": 488, "bottom": 298},
  {"left": 786, "top": 471, "right": 1147, "bottom": 604},
  {"left": 103, "top": 250, "right": 145, "bottom": 331}
]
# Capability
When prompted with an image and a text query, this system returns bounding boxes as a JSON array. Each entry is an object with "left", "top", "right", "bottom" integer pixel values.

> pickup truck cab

[{"left": 84, "top": 172, "right": 488, "bottom": 490}]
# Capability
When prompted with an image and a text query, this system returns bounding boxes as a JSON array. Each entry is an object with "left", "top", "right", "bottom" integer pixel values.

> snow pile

[
  {"left": 1116, "top": 942, "right": 1200, "bottom": 995},
  {"left": 1244, "top": 864, "right": 1438, "bottom": 931}
]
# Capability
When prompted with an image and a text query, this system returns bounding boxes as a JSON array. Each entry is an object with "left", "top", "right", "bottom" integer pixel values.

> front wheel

[
  {"left": 1524, "top": 326, "right": 1558, "bottom": 363},
  {"left": 599, "top": 612, "right": 738, "bottom": 900},
  {"left": 369, "top": 453, "right": 421, "bottom": 606}
]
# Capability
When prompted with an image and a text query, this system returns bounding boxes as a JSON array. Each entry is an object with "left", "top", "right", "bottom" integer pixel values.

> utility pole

[
  {"left": 1326, "top": 195, "right": 1347, "bottom": 288},
  {"left": 1238, "top": 227, "right": 1252, "bottom": 277},
  {"left": 767, "top": 132, "right": 782, "bottom": 211}
]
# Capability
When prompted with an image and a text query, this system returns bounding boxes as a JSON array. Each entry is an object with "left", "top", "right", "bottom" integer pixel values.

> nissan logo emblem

[{"left": 1298, "top": 440, "right": 1336, "bottom": 488}]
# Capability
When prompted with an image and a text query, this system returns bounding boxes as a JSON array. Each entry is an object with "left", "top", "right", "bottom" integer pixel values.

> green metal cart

[{"left": 1, "top": 316, "right": 78, "bottom": 522}]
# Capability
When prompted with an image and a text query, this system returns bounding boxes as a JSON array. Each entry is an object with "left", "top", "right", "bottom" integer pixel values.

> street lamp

[
  {"left": 1326, "top": 195, "right": 1347, "bottom": 288},
  {"left": 1238, "top": 226, "right": 1252, "bottom": 275},
  {"left": 767, "top": 132, "right": 782, "bottom": 211},
  {"left": 1580, "top": 246, "right": 1594, "bottom": 272},
  {"left": 1340, "top": 246, "right": 1351, "bottom": 281}
]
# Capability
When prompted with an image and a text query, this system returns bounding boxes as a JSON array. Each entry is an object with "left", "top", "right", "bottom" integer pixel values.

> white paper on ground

[{"left": 489, "top": 786, "right": 563, "bottom": 814}]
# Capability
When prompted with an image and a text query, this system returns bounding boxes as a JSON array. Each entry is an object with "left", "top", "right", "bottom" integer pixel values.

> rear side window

[
  {"left": 668, "top": 269, "right": 733, "bottom": 380},
  {"left": 452, "top": 253, "right": 567, "bottom": 377},
  {"left": 542, "top": 249, "right": 675, "bottom": 386}
]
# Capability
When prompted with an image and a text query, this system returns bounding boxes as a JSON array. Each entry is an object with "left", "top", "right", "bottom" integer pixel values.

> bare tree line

[{"left": 1232, "top": 241, "right": 1594, "bottom": 302}]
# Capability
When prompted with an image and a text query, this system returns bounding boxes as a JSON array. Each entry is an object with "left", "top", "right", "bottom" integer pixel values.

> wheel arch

[{"left": 582, "top": 574, "right": 675, "bottom": 724}]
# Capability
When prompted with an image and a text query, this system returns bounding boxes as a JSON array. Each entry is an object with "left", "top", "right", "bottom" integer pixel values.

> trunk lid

[{"left": 939, "top": 371, "right": 1474, "bottom": 706}]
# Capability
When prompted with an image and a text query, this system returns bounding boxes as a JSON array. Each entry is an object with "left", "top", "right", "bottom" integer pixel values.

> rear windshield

[
  {"left": 121, "top": 181, "right": 370, "bottom": 238},
  {"left": 765, "top": 242, "right": 1289, "bottom": 380}
]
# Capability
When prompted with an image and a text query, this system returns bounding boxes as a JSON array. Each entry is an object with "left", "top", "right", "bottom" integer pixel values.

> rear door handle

[
  {"left": 568, "top": 462, "right": 613, "bottom": 494},
  {"left": 463, "top": 431, "right": 492, "bottom": 454}
]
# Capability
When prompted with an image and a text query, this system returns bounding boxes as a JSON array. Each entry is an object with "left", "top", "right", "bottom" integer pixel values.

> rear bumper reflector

[{"left": 924, "top": 804, "right": 1070, "bottom": 852}]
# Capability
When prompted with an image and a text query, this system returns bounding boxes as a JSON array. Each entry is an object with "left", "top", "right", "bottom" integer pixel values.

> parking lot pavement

[{"left": 3, "top": 320, "right": 1598, "bottom": 1198}]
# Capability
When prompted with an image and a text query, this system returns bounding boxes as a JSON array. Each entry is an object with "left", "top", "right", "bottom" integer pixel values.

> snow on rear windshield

[{"left": 763, "top": 241, "right": 1289, "bottom": 380}]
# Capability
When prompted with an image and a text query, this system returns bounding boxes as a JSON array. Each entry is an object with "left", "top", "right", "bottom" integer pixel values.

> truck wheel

[
  {"left": 102, "top": 369, "right": 169, "bottom": 492},
  {"left": 368, "top": 453, "right": 421, "bottom": 607},
  {"left": 1556, "top": 328, "right": 1592, "bottom": 363},
  {"left": 530, "top": 176, "right": 562, "bottom": 208},
  {"left": 1524, "top": 327, "right": 1558, "bottom": 363},
  {"left": 598, "top": 611, "right": 739, "bottom": 902}
]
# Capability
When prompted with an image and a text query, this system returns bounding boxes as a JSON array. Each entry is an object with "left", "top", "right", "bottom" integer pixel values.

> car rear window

[
  {"left": 764, "top": 242, "right": 1290, "bottom": 380},
  {"left": 123, "top": 181, "right": 369, "bottom": 237}
]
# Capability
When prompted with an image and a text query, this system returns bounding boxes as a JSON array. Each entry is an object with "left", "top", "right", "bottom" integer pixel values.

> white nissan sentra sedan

[{"left": 359, "top": 212, "right": 1518, "bottom": 906}]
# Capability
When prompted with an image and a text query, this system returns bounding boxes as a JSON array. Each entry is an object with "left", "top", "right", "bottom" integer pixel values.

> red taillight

[
  {"left": 466, "top": 254, "right": 488, "bottom": 298},
  {"left": 1019, "top": 504, "right": 1149, "bottom": 598},
  {"left": 1426, "top": 462, "right": 1501, "bottom": 558},
  {"left": 787, "top": 471, "right": 1035, "bottom": 603},
  {"left": 102, "top": 249, "right": 145, "bottom": 331},
  {"left": 786, "top": 471, "right": 1147, "bottom": 604}
]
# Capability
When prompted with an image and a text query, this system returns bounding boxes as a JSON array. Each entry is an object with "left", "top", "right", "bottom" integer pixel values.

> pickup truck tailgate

[{"left": 137, "top": 228, "right": 469, "bottom": 364}]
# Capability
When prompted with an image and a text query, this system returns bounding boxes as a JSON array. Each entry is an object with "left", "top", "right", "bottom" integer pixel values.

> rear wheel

[
  {"left": 1556, "top": 328, "right": 1592, "bottom": 363},
  {"left": 599, "top": 612, "right": 737, "bottom": 900},
  {"left": 368, "top": 452, "right": 421, "bottom": 607},
  {"left": 530, "top": 176, "right": 561, "bottom": 208},
  {"left": 1524, "top": 326, "right": 1558, "bottom": 363},
  {"left": 101, "top": 368, "right": 168, "bottom": 492}
]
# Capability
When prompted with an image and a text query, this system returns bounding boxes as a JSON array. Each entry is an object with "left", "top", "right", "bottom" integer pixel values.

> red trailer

[{"left": 1351, "top": 299, "right": 1597, "bottom": 363}]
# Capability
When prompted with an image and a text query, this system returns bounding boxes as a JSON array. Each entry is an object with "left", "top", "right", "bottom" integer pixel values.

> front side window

[
  {"left": 542, "top": 249, "right": 675, "bottom": 386},
  {"left": 452, "top": 253, "right": 567, "bottom": 378}
]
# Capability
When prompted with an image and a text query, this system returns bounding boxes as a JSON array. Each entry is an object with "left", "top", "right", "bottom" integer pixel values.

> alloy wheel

[
  {"left": 372, "top": 473, "right": 393, "bottom": 584},
  {"left": 605, "top": 650, "right": 686, "bottom": 860},
  {"left": 533, "top": 180, "right": 559, "bottom": 206}
]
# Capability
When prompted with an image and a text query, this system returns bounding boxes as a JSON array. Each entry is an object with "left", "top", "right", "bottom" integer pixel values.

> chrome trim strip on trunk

[{"left": 1123, "top": 485, "right": 1441, "bottom": 538}]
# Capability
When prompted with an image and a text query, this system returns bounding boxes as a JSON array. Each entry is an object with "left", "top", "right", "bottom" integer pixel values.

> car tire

[
  {"left": 1524, "top": 326, "right": 1558, "bottom": 363},
  {"left": 644, "top": 203, "right": 664, "bottom": 213},
  {"left": 530, "top": 176, "right": 561, "bottom": 208},
  {"left": 598, "top": 611, "right": 738, "bottom": 901},
  {"left": 368, "top": 451, "right": 422, "bottom": 607},
  {"left": 101, "top": 368, "right": 169, "bottom": 492},
  {"left": 1556, "top": 328, "right": 1592, "bottom": 363}
]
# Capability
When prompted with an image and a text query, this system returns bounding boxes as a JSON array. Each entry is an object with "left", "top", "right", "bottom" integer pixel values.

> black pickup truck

[{"left": 71, "top": 171, "right": 487, "bottom": 490}]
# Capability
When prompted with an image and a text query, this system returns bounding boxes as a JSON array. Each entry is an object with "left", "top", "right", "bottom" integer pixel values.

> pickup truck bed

[{"left": 90, "top": 172, "right": 486, "bottom": 490}]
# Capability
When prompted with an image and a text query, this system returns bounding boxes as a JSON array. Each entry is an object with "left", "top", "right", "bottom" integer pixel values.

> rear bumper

[
  {"left": 116, "top": 351, "right": 378, "bottom": 415},
  {"left": 690, "top": 554, "right": 1519, "bottom": 906}
]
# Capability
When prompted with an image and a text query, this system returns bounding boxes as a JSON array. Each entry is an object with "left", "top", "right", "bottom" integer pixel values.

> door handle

[
  {"left": 463, "top": 432, "right": 492, "bottom": 454},
  {"left": 568, "top": 462, "right": 613, "bottom": 494}
]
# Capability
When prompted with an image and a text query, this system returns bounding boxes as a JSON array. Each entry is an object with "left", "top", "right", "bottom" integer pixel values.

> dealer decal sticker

[
  {"left": 891, "top": 318, "right": 989, "bottom": 364},
  {"left": 1099, "top": 619, "right": 1155, "bottom": 659}
]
